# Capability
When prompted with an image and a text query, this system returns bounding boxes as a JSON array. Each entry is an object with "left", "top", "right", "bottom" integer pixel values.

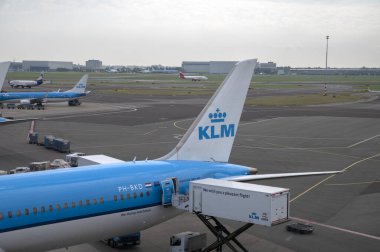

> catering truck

[{"left": 189, "top": 178, "right": 289, "bottom": 227}]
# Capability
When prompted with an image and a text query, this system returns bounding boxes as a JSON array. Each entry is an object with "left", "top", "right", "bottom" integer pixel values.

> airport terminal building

[
  {"left": 182, "top": 61, "right": 276, "bottom": 74},
  {"left": 86, "top": 59, "right": 103, "bottom": 71},
  {"left": 22, "top": 61, "right": 73, "bottom": 71},
  {"left": 182, "top": 61, "right": 238, "bottom": 74}
]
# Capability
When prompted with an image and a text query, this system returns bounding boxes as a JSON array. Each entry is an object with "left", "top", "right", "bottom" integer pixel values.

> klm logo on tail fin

[
  {"left": 198, "top": 108, "right": 235, "bottom": 140},
  {"left": 76, "top": 83, "right": 85, "bottom": 89}
]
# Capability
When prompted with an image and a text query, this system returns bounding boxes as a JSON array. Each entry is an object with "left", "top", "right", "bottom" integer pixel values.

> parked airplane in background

[
  {"left": 106, "top": 68, "right": 118, "bottom": 73},
  {"left": 0, "top": 69, "right": 89, "bottom": 106},
  {"left": 179, "top": 72, "right": 208, "bottom": 81},
  {"left": 0, "top": 62, "right": 37, "bottom": 124},
  {"left": 0, "top": 59, "right": 339, "bottom": 252},
  {"left": 8, "top": 72, "right": 45, "bottom": 88},
  {"left": 368, "top": 87, "right": 380, "bottom": 93}
]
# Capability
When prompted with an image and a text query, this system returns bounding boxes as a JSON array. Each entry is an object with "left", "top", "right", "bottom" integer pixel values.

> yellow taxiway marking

[
  {"left": 325, "top": 181, "right": 380, "bottom": 186},
  {"left": 347, "top": 134, "right": 380, "bottom": 148},
  {"left": 290, "top": 174, "right": 337, "bottom": 203},
  {"left": 239, "top": 118, "right": 279, "bottom": 126},
  {"left": 143, "top": 129, "right": 158, "bottom": 136},
  {"left": 173, "top": 118, "right": 193, "bottom": 131},
  {"left": 265, "top": 142, "right": 360, "bottom": 160},
  {"left": 290, "top": 153, "right": 380, "bottom": 203}
]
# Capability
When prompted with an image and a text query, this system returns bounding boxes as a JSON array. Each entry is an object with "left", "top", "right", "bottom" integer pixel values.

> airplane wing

[{"left": 221, "top": 171, "right": 341, "bottom": 182}]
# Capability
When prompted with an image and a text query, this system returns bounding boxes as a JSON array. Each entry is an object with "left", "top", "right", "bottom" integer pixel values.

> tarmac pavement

[{"left": 0, "top": 86, "right": 379, "bottom": 252}]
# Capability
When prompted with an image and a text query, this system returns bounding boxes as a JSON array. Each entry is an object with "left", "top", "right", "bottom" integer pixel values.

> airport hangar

[
  {"left": 22, "top": 60, "right": 73, "bottom": 71},
  {"left": 182, "top": 61, "right": 277, "bottom": 74},
  {"left": 182, "top": 61, "right": 238, "bottom": 74}
]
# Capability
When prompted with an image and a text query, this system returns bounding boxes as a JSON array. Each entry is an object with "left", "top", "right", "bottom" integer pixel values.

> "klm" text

[{"left": 198, "top": 124, "right": 235, "bottom": 140}]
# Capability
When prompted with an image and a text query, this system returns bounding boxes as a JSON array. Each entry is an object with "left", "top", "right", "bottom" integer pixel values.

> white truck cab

[{"left": 170, "top": 231, "right": 206, "bottom": 252}]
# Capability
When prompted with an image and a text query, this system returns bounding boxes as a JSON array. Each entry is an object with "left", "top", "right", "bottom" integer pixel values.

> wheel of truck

[{"left": 109, "top": 240, "right": 116, "bottom": 248}]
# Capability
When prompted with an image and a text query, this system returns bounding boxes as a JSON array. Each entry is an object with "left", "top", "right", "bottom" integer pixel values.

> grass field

[
  {"left": 246, "top": 93, "right": 362, "bottom": 106},
  {"left": 369, "top": 85, "right": 380, "bottom": 91},
  {"left": 3, "top": 71, "right": 378, "bottom": 106},
  {"left": 98, "top": 88, "right": 214, "bottom": 96},
  {"left": 5, "top": 71, "right": 380, "bottom": 86}
]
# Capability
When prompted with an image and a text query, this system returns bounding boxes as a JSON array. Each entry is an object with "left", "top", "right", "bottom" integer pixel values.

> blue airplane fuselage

[
  {"left": 0, "top": 160, "right": 249, "bottom": 235},
  {"left": 0, "top": 92, "right": 85, "bottom": 103}
]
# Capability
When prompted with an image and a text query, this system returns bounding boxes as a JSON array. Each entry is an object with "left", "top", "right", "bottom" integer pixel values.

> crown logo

[{"left": 208, "top": 108, "right": 227, "bottom": 123}]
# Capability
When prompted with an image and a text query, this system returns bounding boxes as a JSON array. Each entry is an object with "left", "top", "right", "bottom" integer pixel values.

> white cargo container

[
  {"left": 189, "top": 178, "right": 289, "bottom": 227},
  {"left": 29, "top": 161, "right": 51, "bottom": 171},
  {"left": 66, "top": 152, "right": 86, "bottom": 167},
  {"left": 77, "top": 155, "right": 126, "bottom": 166}
]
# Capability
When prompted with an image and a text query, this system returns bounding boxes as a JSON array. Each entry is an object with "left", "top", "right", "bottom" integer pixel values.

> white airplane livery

[
  {"left": 179, "top": 72, "right": 208, "bottom": 81},
  {"left": 8, "top": 72, "right": 45, "bottom": 88},
  {"left": 0, "top": 59, "right": 339, "bottom": 252}
]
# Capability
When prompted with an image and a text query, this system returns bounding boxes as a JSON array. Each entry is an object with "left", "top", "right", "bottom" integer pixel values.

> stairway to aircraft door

[{"left": 161, "top": 179, "right": 174, "bottom": 206}]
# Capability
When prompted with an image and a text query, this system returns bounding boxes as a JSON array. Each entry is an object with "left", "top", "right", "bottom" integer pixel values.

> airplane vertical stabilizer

[
  {"left": 0, "top": 62, "right": 11, "bottom": 91},
  {"left": 36, "top": 72, "right": 44, "bottom": 85},
  {"left": 159, "top": 59, "right": 256, "bottom": 162},
  {"left": 65, "top": 74, "right": 88, "bottom": 93}
]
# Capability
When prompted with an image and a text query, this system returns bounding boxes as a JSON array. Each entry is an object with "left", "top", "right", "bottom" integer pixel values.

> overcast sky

[{"left": 1, "top": 0, "right": 379, "bottom": 67}]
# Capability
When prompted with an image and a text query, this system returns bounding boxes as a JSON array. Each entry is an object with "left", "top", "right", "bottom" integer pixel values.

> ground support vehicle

[
  {"left": 104, "top": 232, "right": 141, "bottom": 248},
  {"left": 286, "top": 223, "right": 314, "bottom": 234}
]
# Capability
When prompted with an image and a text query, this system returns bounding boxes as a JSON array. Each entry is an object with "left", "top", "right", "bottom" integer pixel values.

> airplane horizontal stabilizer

[{"left": 222, "top": 171, "right": 342, "bottom": 182}]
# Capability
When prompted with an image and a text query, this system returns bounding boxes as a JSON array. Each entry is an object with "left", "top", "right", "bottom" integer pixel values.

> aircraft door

[
  {"left": 193, "top": 186, "right": 202, "bottom": 212},
  {"left": 161, "top": 179, "right": 174, "bottom": 206}
]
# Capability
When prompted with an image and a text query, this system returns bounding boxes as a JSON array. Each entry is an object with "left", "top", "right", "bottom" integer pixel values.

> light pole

[{"left": 324, "top": 35, "right": 329, "bottom": 96}]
